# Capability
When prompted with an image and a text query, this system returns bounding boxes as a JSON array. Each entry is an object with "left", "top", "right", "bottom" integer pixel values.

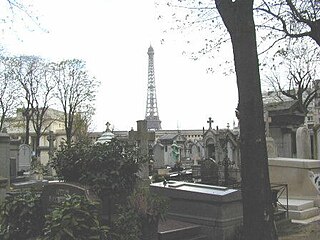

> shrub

[
  {"left": 129, "top": 188, "right": 169, "bottom": 223},
  {"left": 42, "top": 194, "right": 108, "bottom": 240},
  {"left": 51, "top": 140, "right": 90, "bottom": 182},
  {"left": 109, "top": 207, "right": 141, "bottom": 240},
  {"left": 51, "top": 139, "right": 142, "bottom": 205},
  {"left": 0, "top": 191, "right": 44, "bottom": 240}
]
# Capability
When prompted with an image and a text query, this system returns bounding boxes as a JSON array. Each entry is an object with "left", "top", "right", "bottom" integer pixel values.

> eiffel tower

[{"left": 145, "top": 45, "right": 161, "bottom": 130}]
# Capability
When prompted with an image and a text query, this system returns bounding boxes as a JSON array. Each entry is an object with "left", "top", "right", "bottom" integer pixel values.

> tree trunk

[
  {"left": 35, "top": 133, "right": 41, "bottom": 157},
  {"left": 215, "top": 0, "right": 277, "bottom": 239},
  {"left": 25, "top": 115, "right": 31, "bottom": 145}
]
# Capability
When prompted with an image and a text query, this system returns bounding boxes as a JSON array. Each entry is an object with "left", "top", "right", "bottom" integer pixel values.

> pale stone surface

[
  {"left": 296, "top": 126, "right": 311, "bottom": 159},
  {"left": 18, "top": 144, "right": 32, "bottom": 171},
  {"left": 268, "top": 157, "right": 320, "bottom": 206}
]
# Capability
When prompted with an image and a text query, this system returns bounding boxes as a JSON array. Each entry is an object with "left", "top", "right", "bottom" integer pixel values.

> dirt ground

[{"left": 277, "top": 220, "right": 320, "bottom": 240}]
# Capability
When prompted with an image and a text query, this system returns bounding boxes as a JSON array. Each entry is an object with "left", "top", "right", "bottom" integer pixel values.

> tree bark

[{"left": 215, "top": 0, "right": 277, "bottom": 239}]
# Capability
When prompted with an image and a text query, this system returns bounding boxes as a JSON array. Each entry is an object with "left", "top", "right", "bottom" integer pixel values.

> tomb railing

[{"left": 270, "top": 183, "right": 289, "bottom": 219}]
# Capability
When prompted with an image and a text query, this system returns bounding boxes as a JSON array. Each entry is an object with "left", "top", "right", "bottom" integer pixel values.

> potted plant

[{"left": 129, "top": 188, "right": 169, "bottom": 240}]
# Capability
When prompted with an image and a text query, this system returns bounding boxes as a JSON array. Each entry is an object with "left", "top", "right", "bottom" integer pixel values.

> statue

[{"left": 171, "top": 141, "right": 180, "bottom": 162}]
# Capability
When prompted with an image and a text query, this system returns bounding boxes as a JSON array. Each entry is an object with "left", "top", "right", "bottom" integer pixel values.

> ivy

[
  {"left": 42, "top": 194, "right": 108, "bottom": 240},
  {"left": 0, "top": 191, "right": 44, "bottom": 240}
]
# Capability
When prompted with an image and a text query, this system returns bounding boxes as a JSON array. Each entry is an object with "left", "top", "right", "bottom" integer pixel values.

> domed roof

[{"left": 96, "top": 122, "right": 114, "bottom": 144}]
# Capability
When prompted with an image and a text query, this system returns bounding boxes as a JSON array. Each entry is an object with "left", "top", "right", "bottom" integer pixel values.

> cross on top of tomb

[
  {"left": 106, "top": 122, "right": 111, "bottom": 131},
  {"left": 207, "top": 117, "right": 214, "bottom": 129},
  {"left": 47, "top": 131, "right": 56, "bottom": 159}
]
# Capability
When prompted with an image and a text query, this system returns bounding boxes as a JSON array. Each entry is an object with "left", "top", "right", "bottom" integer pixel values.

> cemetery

[
  {"left": 0, "top": 2, "right": 319, "bottom": 239},
  {"left": 0, "top": 111, "right": 320, "bottom": 239}
]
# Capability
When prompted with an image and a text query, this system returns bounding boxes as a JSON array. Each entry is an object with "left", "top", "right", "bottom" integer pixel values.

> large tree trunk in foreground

[{"left": 215, "top": 0, "right": 277, "bottom": 239}]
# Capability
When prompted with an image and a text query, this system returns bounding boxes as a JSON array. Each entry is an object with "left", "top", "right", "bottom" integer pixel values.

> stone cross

[
  {"left": 129, "top": 120, "right": 155, "bottom": 181},
  {"left": 47, "top": 131, "right": 56, "bottom": 160},
  {"left": 207, "top": 117, "right": 214, "bottom": 129},
  {"left": 105, "top": 122, "right": 111, "bottom": 131}
]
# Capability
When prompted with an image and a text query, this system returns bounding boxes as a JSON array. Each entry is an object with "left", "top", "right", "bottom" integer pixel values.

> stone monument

[
  {"left": 296, "top": 126, "right": 311, "bottom": 159},
  {"left": 18, "top": 144, "right": 32, "bottom": 171}
]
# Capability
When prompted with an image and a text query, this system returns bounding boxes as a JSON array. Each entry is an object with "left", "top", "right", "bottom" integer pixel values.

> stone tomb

[
  {"left": 41, "top": 182, "right": 99, "bottom": 213},
  {"left": 150, "top": 181, "right": 242, "bottom": 240}
]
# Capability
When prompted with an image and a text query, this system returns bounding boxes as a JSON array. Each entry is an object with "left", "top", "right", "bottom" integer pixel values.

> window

[{"left": 307, "top": 116, "right": 313, "bottom": 121}]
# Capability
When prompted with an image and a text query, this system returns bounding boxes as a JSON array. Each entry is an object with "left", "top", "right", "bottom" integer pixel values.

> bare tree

[
  {"left": 30, "top": 60, "right": 56, "bottom": 156},
  {"left": 158, "top": 0, "right": 320, "bottom": 60},
  {"left": 256, "top": 0, "right": 320, "bottom": 51},
  {"left": 0, "top": 0, "right": 41, "bottom": 33},
  {"left": 9, "top": 55, "right": 43, "bottom": 144},
  {"left": 72, "top": 106, "right": 95, "bottom": 143},
  {"left": 216, "top": 0, "right": 277, "bottom": 239},
  {"left": 264, "top": 43, "right": 319, "bottom": 114},
  {"left": 0, "top": 57, "right": 20, "bottom": 132},
  {"left": 52, "top": 59, "right": 99, "bottom": 147}
]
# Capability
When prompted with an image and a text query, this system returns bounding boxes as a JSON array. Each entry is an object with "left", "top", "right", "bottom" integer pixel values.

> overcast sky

[{"left": 0, "top": 0, "right": 239, "bottom": 132}]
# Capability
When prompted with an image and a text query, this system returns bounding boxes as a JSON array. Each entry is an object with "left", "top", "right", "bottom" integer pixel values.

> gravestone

[
  {"left": 0, "top": 133, "right": 10, "bottom": 202},
  {"left": 190, "top": 144, "right": 200, "bottom": 165},
  {"left": 18, "top": 144, "right": 32, "bottom": 171},
  {"left": 153, "top": 142, "right": 165, "bottom": 169},
  {"left": 200, "top": 158, "right": 219, "bottom": 185},
  {"left": 296, "top": 126, "right": 311, "bottom": 159},
  {"left": 41, "top": 182, "right": 99, "bottom": 214}
]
